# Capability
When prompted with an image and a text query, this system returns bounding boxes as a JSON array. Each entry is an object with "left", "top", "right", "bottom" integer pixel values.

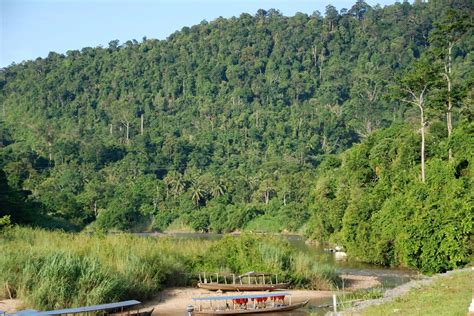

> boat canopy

[
  {"left": 192, "top": 292, "right": 290, "bottom": 301},
  {"left": 8, "top": 300, "right": 141, "bottom": 316}
]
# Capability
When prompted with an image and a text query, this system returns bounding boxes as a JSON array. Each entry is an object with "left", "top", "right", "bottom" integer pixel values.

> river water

[{"left": 140, "top": 233, "right": 417, "bottom": 315}]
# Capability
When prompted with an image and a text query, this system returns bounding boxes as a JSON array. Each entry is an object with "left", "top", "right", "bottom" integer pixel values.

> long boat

[
  {"left": 191, "top": 292, "right": 308, "bottom": 315},
  {"left": 197, "top": 272, "right": 290, "bottom": 292}
]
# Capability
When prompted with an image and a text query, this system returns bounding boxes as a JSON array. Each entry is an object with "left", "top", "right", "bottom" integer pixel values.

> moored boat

[
  {"left": 197, "top": 272, "right": 289, "bottom": 292},
  {"left": 191, "top": 292, "right": 308, "bottom": 315}
]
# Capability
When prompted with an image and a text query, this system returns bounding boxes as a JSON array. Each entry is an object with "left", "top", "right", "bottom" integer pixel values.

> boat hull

[
  {"left": 193, "top": 300, "right": 308, "bottom": 315},
  {"left": 197, "top": 283, "right": 290, "bottom": 291}
]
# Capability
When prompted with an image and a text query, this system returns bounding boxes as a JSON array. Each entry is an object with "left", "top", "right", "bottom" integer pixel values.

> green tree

[{"left": 429, "top": 8, "right": 472, "bottom": 161}]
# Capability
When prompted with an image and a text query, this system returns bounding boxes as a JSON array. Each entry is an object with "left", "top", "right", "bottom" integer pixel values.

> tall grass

[{"left": 0, "top": 227, "right": 340, "bottom": 310}]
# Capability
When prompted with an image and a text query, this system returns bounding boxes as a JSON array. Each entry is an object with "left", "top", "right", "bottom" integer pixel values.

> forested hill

[{"left": 0, "top": 1, "right": 473, "bottom": 272}]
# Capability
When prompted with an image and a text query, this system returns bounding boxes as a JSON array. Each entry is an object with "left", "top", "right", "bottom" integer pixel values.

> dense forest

[{"left": 0, "top": 0, "right": 473, "bottom": 273}]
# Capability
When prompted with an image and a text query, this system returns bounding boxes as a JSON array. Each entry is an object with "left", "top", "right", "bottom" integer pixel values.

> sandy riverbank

[
  {"left": 0, "top": 299, "right": 23, "bottom": 314},
  {"left": 0, "top": 274, "right": 379, "bottom": 315},
  {"left": 142, "top": 274, "right": 380, "bottom": 315}
]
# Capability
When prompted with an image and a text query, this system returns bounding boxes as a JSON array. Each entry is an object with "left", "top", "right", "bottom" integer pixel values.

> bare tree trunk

[
  {"left": 140, "top": 113, "right": 144, "bottom": 136},
  {"left": 312, "top": 45, "right": 317, "bottom": 66},
  {"left": 405, "top": 86, "right": 427, "bottom": 183},
  {"left": 319, "top": 49, "right": 325, "bottom": 81},
  {"left": 420, "top": 114, "right": 426, "bottom": 183},
  {"left": 418, "top": 101, "right": 426, "bottom": 183},
  {"left": 110, "top": 124, "right": 113, "bottom": 136},
  {"left": 298, "top": 117, "right": 303, "bottom": 138},
  {"left": 48, "top": 141, "right": 52, "bottom": 162},
  {"left": 126, "top": 122, "right": 130, "bottom": 144},
  {"left": 446, "top": 42, "right": 453, "bottom": 161},
  {"left": 153, "top": 186, "right": 160, "bottom": 212}
]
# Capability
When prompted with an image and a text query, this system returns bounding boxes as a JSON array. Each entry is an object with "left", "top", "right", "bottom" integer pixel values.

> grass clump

[
  {"left": 337, "top": 288, "right": 385, "bottom": 310},
  {"left": 24, "top": 252, "right": 124, "bottom": 309},
  {"left": 290, "top": 252, "right": 342, "bottom": 290}
]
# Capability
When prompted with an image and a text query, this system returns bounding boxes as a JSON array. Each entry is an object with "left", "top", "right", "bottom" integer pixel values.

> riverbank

[
  {"left": 142, "top": 274, "right": 380, "bottom": 315},
  {"left": 0, "top": 299, "right": 22, "bottom": 313},
  {"left": 342, "top": 268, "right": 473, "bottom": 315}
]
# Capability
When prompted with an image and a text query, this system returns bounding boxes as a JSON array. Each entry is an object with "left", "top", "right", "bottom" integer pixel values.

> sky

[{"left": 1, "top": 0, "right": 399, "bottom": 67}]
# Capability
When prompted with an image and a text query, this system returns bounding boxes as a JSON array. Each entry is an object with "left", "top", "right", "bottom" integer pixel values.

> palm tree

[
  {"left": 189, "top": 181, "right": 206, "bottom": 206},
  {"left": 164, "top": 170, "right": 185, "bottom": 197},
  {"left": 210, "top": 177, "right": 227, "bottom": 198}
]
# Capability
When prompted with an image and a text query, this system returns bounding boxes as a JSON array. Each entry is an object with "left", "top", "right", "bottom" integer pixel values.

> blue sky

[{"left": 1, "top": 0, "right": 399, "bottom": 67}]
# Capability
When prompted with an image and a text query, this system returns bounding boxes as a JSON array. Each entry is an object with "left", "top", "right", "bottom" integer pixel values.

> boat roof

[
  {"left": 8, "top": 300, "right": 141, "bottom": 316},
  {"left": 192, "top": 292, "right": 290, "bottom": 301}
]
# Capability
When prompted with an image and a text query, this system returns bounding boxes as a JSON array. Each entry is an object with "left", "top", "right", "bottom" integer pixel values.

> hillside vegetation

[{"left": 0, "top": 0, "right": 473, "bottom": 273}]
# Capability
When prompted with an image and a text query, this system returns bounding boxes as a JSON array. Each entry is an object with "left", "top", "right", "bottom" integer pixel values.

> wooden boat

[
  {"left": 197, "top": 282, "right": 290, "bottom": 291},
  {"left": 197, "top": 272, "right": 289, "bottom": 292},
  {"left": 191, "top": 292, "right": 308, "bottom": 315}
]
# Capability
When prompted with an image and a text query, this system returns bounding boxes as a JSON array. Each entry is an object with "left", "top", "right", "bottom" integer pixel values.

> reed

[
  {"left": 290, "top": 252, "right": 341, "bottom": 290},
  {"left": 0, "top": 227, "right": 340, "bottom": 309}
]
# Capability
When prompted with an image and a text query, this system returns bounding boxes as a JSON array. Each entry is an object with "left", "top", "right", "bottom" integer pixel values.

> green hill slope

[{"left": 0, "top": 0, "right": 472, "bottom": 272}]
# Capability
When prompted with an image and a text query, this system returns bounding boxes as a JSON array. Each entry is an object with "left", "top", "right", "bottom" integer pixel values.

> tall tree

[
  {"left": 399, "top": 58, "right": 438, "bottom": 183},
  {"left": 429, "top": 9, "right": 472, "bottom": 161}
]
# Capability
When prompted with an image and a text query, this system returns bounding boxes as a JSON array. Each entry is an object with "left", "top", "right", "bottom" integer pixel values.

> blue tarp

[
  {"left": 192, "top": 292, "right": 290, "bottom": 301},
  {"left": 8, "top": 300, "right": 141, "bottom": 315}
]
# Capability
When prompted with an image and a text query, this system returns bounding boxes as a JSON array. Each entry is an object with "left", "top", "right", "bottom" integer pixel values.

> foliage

[
  {"left": 0, "top": 215, "right": 11, "bottom": 230},
  {"left": 306, "top": 123, "right": 473, "bottom": 273}
]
